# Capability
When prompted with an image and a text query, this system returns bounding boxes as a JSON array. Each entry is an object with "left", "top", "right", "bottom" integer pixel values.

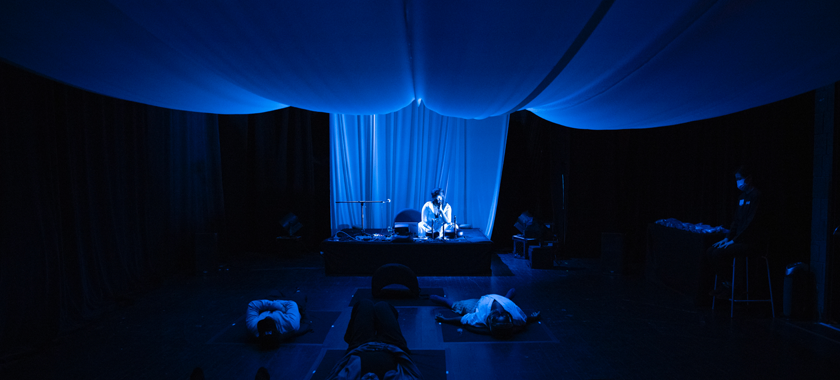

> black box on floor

[{"left": 528, "top": 245, "right": 555, "bottom": 269}]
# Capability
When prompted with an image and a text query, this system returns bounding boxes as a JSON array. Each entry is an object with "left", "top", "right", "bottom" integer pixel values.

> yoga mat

[
  {"left": 309, "top": 350, "right": 446, "bottom": 380},
  {"left": 348, "top": 288, "right": 446, "bottom": 307},
  {"left": 491, "top": 253, "right": 514, "bottom": 276},
  {"left": 437, "top": 310, "right": 556, "bottom": 343},
  {"left": 207, "top": 310, "right": 341, "bottom": 345}
]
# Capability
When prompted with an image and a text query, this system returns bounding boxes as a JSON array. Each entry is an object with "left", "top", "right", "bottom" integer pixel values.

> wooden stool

[
  {"left": 512, "top": 234, "right": 538, "bottom": 258},
  {"left": 712, "top": 256, "right": 775, "bottom": 318}
]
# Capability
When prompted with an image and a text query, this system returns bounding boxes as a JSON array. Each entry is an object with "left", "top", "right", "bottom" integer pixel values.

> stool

[
  {"left": 512, "top": 234, "right": 538, "bottom": 258},
  {"left": 712, "top": 256, "right": 775, "bottom": 318}
]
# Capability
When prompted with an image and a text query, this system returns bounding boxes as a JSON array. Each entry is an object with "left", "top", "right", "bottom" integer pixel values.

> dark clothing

[
  {"left": 355, "top": 350, "right": 397, "bottom": 379},
  {"left": 344, "top": 300, "right": 409, "bottom": 354},
  {"left": 726, "top": 188, "right": 761, "bottom": 244},
  {"left": 326, "top": 341, "right": 421, "bottom": 380},
  {"left": 327, "top": 300, "right": 422, "bottom": 380},
  {"left": 706, "top": 242, "right": 753, "bottom": 279},
  {"left": 706, "top": 187, "right": 763, "bottom": 283}
]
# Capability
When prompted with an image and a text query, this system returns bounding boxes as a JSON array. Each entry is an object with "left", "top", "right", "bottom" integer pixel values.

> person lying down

[
  {"left": 431, "top": 288, "right": 541, "bottom": 338},
  {"left": 246, "top": 299, "right": 312, "bottom": 348}
]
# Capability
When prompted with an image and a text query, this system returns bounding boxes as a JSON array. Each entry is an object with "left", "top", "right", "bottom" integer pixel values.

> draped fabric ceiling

[{"left": 2, "top": 0, "right": 840, "bottom": 130}]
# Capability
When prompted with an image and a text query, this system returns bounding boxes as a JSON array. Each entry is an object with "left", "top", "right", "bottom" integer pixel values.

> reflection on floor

[{"left": 3, "top": 251, "right": 839, "bottom": 380}]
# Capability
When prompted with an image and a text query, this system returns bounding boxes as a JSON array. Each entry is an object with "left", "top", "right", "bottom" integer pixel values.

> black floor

[{"left": 3, "top": 250, "right": 840, "bottom": 380}]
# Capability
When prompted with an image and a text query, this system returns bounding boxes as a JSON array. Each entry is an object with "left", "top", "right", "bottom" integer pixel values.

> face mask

[{"left": 736, "top": 179, "right": 746, "bottom": 191}]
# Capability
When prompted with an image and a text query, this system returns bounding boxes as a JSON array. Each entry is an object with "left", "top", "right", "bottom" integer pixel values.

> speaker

[
  {"left": 279, "top": 212, "right": 302, "bottom": 236},
  {"left": 514, "top": 212, "right": 533, "bottom": 233},
  {"left": 394, "top": 223, "right": 410, "bottom": 235},
  {"left": 514, "top": 211, "right": 544, "bottom": 239},
  {"left": 600, "top": 232, "right": 624, "bottom": 273}
]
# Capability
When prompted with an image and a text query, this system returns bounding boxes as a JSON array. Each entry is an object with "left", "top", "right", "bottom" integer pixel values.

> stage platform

[{"left": 321, "top": 228, "right": 493, "bottom": 276}]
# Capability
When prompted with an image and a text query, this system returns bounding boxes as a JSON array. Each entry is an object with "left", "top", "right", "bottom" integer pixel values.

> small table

[
  {"left": 512, "top": 234, "right": 538, "bottom": 258},
  {"left": 646, "top": 223, "right": 725, "bottom": 304}
]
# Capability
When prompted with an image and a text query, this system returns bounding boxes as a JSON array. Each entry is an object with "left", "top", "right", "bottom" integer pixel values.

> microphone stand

[{"left": 335, "top": 200, "right": 389, "bottom": 232}]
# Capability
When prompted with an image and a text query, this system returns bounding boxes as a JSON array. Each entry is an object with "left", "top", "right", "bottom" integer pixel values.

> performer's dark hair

[
  {"left": 431, "top": 188, "right": 444, "bottom": 199},
  {"left": 734, "top": 165, "right": 757, "bottom": 183},
  {"left": 734, "top": 165, "right": 751, "bottom": 178},
  {"left": 486, "top": 310, "right": 515, "bottom": 339}
]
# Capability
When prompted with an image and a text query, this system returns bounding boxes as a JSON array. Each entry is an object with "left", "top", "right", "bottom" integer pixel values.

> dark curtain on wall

[
  {"left": 0, "top": 53, "right": 818, "bottom": 358},
  {"left": 0, "top": 59, "right": 331, "bottom": 359},
  {"left": 0, "top": 63, "right": 225, "bottom": 359},
  {"left": 492, "top": 112, "right": 569, "bottom": 246},
  {"left": 217, "top": 109, "right": 331, "bottom": 254},
  {"left": 496, "top": 92, "right": 815, "bottom": 281}
]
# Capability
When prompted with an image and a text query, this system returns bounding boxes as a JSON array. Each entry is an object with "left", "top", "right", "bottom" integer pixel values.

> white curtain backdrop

[{"left": 330, "top": 101, "right": 509, "bottom": 238}]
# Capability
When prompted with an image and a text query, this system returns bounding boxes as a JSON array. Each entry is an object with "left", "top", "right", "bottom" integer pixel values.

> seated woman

[
  {"left": 325, "top": 299, "right": 422, "bottom": 380},
  {"left": 418, "top": 187, "right": 452, "bottom": 238},
  {"left": 431, "top": 288, "right": 541, "bottom": 338},
  {"left": 246, "top": 299, "right": 311, "bottom": 348}
]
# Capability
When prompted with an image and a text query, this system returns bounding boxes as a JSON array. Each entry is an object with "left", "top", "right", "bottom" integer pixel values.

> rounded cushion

[{"left": 371, "top": 263, "right": 420, "bottom": 298}]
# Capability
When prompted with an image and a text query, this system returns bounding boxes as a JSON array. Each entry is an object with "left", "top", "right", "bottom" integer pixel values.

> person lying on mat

[
  {"left": 325, "top": 299, "right": 422, "bottom": 380},
  {"left": 419, "top": 187, "right": 452, "bottom": 238},
  {"left": 246, "top": 299, "right": 311, "bottom": 348},
  {"left": 431, "top": 288, "right": 541, "bottom": 338}
]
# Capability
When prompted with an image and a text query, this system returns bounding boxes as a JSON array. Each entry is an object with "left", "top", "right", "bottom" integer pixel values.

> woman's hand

[{"left": 526, "top": 311, "right": 541, "bottom": 323}]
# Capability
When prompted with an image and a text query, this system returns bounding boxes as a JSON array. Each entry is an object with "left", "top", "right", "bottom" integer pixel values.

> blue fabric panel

[{"left": 1, "top": 1, "right": 839, "bottom": 128}]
